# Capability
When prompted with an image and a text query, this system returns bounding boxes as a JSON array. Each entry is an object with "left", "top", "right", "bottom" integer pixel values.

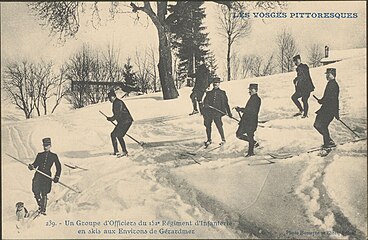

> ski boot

[
  {"left": 293, "top": 111, "right": 303, "bottom": 117},
  {"left": 117, "top": 152, "right": 128, "bottom": 158},
  {"left": 189, "top": 110, "right": 199, "bottom": 116},
  {"left": 204, "top": 140, "right": 212, "bottom": 148},
  {"left": 245, "top": 152, "right": 255, "bottom": 157},
  {"left": 219, "top": 140, "right": 226, "bottom": 146}
]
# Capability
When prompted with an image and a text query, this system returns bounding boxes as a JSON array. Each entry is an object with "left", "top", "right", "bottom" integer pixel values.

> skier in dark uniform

[
  {"left": 291, "top": 55, "right": 315, "bottom": 118},
  {"left": 202, "top": 77, "right": 232, "bottom": 147},
  {"left": 106, "top": 90, "right": 134, "bottom": 157},
  {"left": 190, "top": 59, "right": 210, "bottom": 115},
  {"left": 235, "top": 83, "right": 261, "bottom": 157},
  {"left": 314, "top": 68, "right": 340, "bottom": 151},
  {"left": 28, "top": 137, "right": 61, "bottom": 215}
]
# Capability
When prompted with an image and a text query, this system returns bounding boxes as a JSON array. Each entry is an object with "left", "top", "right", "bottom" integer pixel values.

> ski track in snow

[{"left": 295, "top": 142, "right": 367, "bottom": 239}]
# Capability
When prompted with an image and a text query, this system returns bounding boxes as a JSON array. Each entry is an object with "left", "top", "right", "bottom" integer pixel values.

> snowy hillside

[{"left": 1, "top": 49, "right": 366, "bottom": 239}]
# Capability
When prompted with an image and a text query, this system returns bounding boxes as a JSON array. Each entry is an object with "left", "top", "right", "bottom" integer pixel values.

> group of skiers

[
  {"left": 26, "top": 55, "right": 339, "bottom": 215},
  {"left": 189, "top": 55, "right": 340, "bottom": 157}
]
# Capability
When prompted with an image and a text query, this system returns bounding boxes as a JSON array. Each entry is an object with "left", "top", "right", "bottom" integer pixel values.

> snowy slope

[{"left": 1, "top": 49, "right": 366, "bottom": 239}]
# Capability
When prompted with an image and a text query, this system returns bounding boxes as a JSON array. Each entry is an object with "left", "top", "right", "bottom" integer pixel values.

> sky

[{"left": 1, "top": 1, "right": 366, "bottom": 78}]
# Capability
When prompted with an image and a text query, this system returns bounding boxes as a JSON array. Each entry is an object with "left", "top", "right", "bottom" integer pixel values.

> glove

[
  {"left": 28, "top": 164, "right": 34, "bottom": 171},
  {"left": 53, "top": 176, "right": 59, "bottom": 183},
  {"left": 317, "top": 99, "right": 322, "bottom": 104},
  {"left": 106, "top": 116, "right": 113, "bottom": 122},
  {"left": 235, "top": 107, "right": 240, "bottom": 112}
]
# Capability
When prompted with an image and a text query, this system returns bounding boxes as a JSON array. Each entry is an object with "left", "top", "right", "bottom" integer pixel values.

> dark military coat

[
  {"left": 294, "top": 63, "right": 315, "bottom": 94},
  {"left": 238, "top": 94, "right": 261, "bottom": 133},
  {"left": 111, "top": 98, "right": 133, "bottom": 124},
  {"left": 31, "top": 151, "right": 61, "bottom": 194},
  {"left": 203, "top": 88, "right": 231, "bottom": 117},
  {"left": 316, "top": 79, "right": 340, "bottom": 119},
  {"left": 193, "top": 64, "right": 210, "bottom": 93}
]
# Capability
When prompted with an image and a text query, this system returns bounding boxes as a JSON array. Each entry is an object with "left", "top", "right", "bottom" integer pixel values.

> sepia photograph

[{"left": 1, "top": 1, "right": 366, "bottom": 239}]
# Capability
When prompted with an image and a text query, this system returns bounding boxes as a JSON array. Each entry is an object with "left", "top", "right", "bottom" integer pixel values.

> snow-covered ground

[{"left": 1, "top": 49, "right": 366, "bottom": 239}]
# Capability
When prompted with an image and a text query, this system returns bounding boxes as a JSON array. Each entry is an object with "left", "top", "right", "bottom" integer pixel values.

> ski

[
  {"left": 317, "top": 148, "right": 333, "bottom": 157},
  {"left": 182, "top": 142, "right": 222, "bottom": 156},
  {"left": 268, "top": 137, "right": 367, "bottom": 159},
  {"left": 267, "top": 152, "right": 293, "bottom": 159},
  {"left": 116, "top": 153, "right": 129, "bottom": 158},
  {"left": 307, "top": 137, "right": 367, "bottom": 154},
  {"left": 247, "top": 155, "right": 275, "bottom": 165},
  {"left": 260, "top": 114, "right": 309, "bottom": 125},
  {"left": 64, "top": 163, "right": 88, "bottom": 171},
  {"left": 24, "top": 209, "right": 41, "bottom": 225},
  {"left": 178, "top": 142, "right": 226, "bottom": 164}
]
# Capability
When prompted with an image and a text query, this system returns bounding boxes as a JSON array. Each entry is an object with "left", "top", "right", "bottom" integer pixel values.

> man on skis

[
  {"left": 189, "top": 58, "right": 210, "bottom": 115},
  {"left": 235, "top": 83, "right": 261, "bottom": 157},
  {"left": 106, "top": 90, "right": 134, "bottom": 157},
  {"left": 28, "top": 137, "right": 61, "bottom": 215},
  {"left": 291, "top": 55, "right": 315, "bottom": 118},
  {"left": 314, "top": 68, "right": 340, "bottom": 153},
  {"left": 202, "top": 77, "right": 232, "bottom": 147}
]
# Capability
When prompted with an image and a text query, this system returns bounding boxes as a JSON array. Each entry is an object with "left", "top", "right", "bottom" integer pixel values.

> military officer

[
  {"left": 235, "top": 83, "right": 262, "bottom": 157},
  {"left": 106, "top": 90, "right": 134, "bottom": 156},
  {"left": 202, "top": 77, "right": 232, "bottom": 147},
  {"left": 28, "top": 137, "right": 61, "bottom": 215},
  {"left": 190, "top": 59, "right": 211, "bottom": 115},
  {"left": 314, "top": 68, "right": 340, "bottom": 148},
  {"left": 291, "top": 55, "right": 315, "bottom": 118}
]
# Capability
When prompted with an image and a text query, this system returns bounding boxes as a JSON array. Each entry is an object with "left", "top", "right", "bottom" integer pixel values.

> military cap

[
  {"left": 107, "top": 90, "right": 116, "bottom": 97},
  {"left": 248, "top": 83, "right": 258, "bottom": 90},
  {"left": 293, "top": 55, "right": 301, "bottom": 61},
  {"left": 42, "top": 137, "right": 51, "bottom": 146},
  {"left": 212, "top": 77, "right": 221, "bottom": 83},
  {"left": 325, "top": 68, "right": 336, "bottom": 77}
]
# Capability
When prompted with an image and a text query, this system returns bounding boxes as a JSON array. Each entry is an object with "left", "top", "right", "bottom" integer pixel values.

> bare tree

[
  {"left": 36, "top": 62, "right": 59, "bottom": 115},
  {"left": 276, "top": 29, "right": 298, "bottom": 73},
  {"left": 217, "top": 3, "right": 251, "bottom": 81},
  {"left": 3, "top": 61, "right": 38, "bottom": 119},
  {"left": 50, "top": 67, "right": 68, "bottom": 114},
  {"left": 147, "top": 44, "right": 160, "bottom": 92},
  {"left": 134, "top": 48, "right": 151, "bottom": 94},
  {"left": 307, "top": 44, "right": 324, "bottom": 68},
  {"left": 241, "top": 55, "right": 256, "bottom": 78},
  {"left": 64, "top": 44, "right": 97, "bottom": 108},
  {"left": 102, "top": 44, "right": 124, "bottom": 83},
  {"left": 241, "top": 54, "right": 275, "bottom": 78},
  {"left": 230, "top": 52, "right": 241, "bottom": 80},
  {"left": 262, "top": 54, "right": 276, "bottom": 76},
  {"left": 250, "top": 56, "right": 263, "bottom": 77}
]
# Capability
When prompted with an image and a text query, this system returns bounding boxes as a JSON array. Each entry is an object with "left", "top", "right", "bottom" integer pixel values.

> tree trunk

[
  {"left": 157, "top": 27, "right": 179, "bottom": 100},
  {"left": 43, "top": 98, "right": 47, "bottom": 115},
  {"left": 227, "top": 40, "right": 231, "bottom": 81}
]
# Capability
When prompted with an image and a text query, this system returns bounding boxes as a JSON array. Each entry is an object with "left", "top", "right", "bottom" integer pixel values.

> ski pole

[
  {"left": 312, "top": 96, "right": 360, "bottom": 138},
  {"left": 233, "top": 107, "right": 242, "bottom": 119},
  {"left": 338, "top": 119, "right": 360, "bottom": 138},
  {"left": 99, "top": 110, "right": 145, "bottom": 146},
  {"left": 208, "top": 105, "right": 240, "bottom": 122},
  {"left": 5, "top": 153, "right": 81, "bottom": 194}
]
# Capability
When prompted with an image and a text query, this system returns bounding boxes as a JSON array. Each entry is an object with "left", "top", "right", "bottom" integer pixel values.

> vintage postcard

[{"left": 1, "top": 1, "right": 366, "bottom": 239}]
